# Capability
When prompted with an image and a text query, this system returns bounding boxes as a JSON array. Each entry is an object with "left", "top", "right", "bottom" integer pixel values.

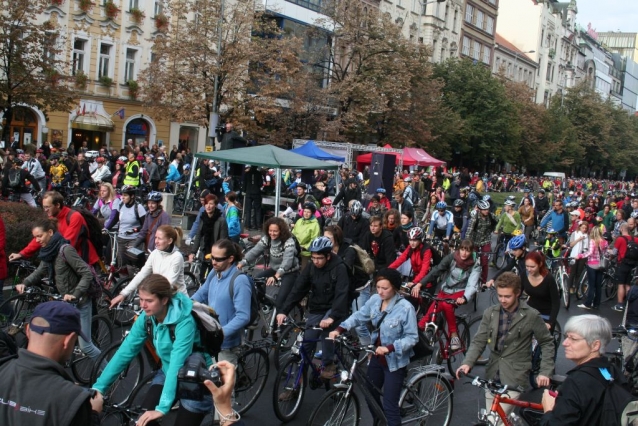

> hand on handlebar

[
  {"left": 536, "top": 374, "right": 550, "bottom": 388},
  {"left": 266, "top": 276, "right": 278, "bottom": 286},
  {"left": 328, "top": 330, "right": 340, "bottom": 340},
  {"left": 63, "top": 294, "right": 77, "bottom": 302},
  {"left": 109, "top": 294, "right": 125, "bottom": 309},
  {"left": 485, "top": 279, "right": 494, "bottom": 288},
  {"left": 456, "top": 364, "right": 471, "bottom": 379},
  {"left": 276, "top": 314, "right": 287, "bottom": 326},
  {"left": 8, "top": 253, "right": 22, "bottom": 262},
  {"left": 410, "top": 282, "right": 422, "bottom": 298},
  {"left": 455, "top": 297, "right": 466, "bottom": 305},
  {"left": 319, "top": 318, "right": 334, "bottom": 328},
  {"left": 15, "top": 284, "right": 25, "bottom": 294}
]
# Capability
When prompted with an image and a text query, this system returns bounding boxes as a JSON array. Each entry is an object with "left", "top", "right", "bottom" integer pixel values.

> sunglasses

[{"left": 210, "top": 256, "right": 230, "bottom": 263}]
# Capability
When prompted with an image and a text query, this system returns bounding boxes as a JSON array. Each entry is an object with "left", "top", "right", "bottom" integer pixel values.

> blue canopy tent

[{"left": 291, "top": 140, "right": 345, "bottom": 163}]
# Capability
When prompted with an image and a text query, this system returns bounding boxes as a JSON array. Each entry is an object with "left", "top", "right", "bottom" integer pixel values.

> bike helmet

[
  {"left": 482, "top": 195, "right": 491, "bottom": 201},
  {"left": 309, "top": 236, "right": 333, "bottom": 254},
  {"left": 96, "top": 157, "right": 105, "bottom": 163},
  {"left": 631, "top": 211, "right": 638, "bottom": 219},
  {"left": 350, "top": 200, "right": 363, "bottom": 217},
  {"left": 407, "top": 227, "right": 424, "bottom": 241},
  {"left": 547, "top": 228, "right": 557, "bottom": 234},
  {"left": 118, "top": 156, "right": 128, "bottom": 162},
  {"left": 504, "top": 200, "right": 516, "bottom": 207},
  {"left": 507, "top": 195, "right": 516, "bottom": 202},
  {"left": 121, "top": 185, "right": 137, "bottom": 195},
  {"left": 13, "top": 157, "right": 24, "bottom": 165},
  {"left": 50, "top": 154, "right": 60, "bottom": 161},
  {"left": 116, "top": 159, "right": 125, "bottom": 166},
  {"left": 303, "top": 201, "right": 317, "bottom": 214},
  {"left": 184, "top": 164, "right": 191, "bottom": 171},
  {"left": 453, "top": 199, "right": 465, "bottom": 207},
  {"left": 468, "top": 192, "right": 478, "bottom": 202},
  {"left": 321, "top": 197, "right": 333, "bottom": 206},
  {"left": 584, "top": 207, "right": 594, "bottom": 214},
  {"left": 147, "top": 191, "right": 163, "bottom": 202},
  {"left": 509, "top": 235, "right": 526, "bottom": 250},
  {"left": 404, "top": 177, "right": 412, "bottom": 183},
  {"left": 376, "top": 188, "right": 386, "bottom": 194},
  {"left": 435, "top": 201, "right": 447, "bottom": 210},
  {"left": 477, "top": 200, "right": 490, "bottom": 210}
]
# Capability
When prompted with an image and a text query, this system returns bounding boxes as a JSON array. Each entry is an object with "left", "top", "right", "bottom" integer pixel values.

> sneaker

[
  {"left": 278, "top": 388, "right": 299, "bottom": 402},
  {"left": 577, "top": 304, "right": 591, "bottom": 310},
  {"left": 320, "top": 363, "right": 337, "bottom": 380},
  {"left": 613, "top": 304, "right": 626, "bottom": 312},
  {"left": 450, "top": 336, "right": 462, "bottom": 352},
  {"left": 314, "top": 350, "right": 322, "bottom": 359}
]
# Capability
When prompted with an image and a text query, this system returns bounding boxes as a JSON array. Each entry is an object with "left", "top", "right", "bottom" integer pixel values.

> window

[
  {"left": 488, "top": 0, "right": 496, "bottom": 4},
  {"left": 496, "top": 57, "right": 501, "bottom": 70},
  {"left": 482, "top": 46, "right": 490, "bottom": 64},
  {"left": 444, "top": 4, "right": 449, "bottom": 25},
  {"left": 129, "top": 0, "right": 138, "bottom": 9},
  {"left": 473, "top": 40, "right": 480, "bottom": 60},
  {"left": 43, "top": 33, "right": 56, "bottom": 64},
  {"left": 486, "top": 16, "right": 494, "bottom": 35},
  {"left": 99, "top": 44, "right": 111, "bottom": 78},
  {"left": 476, "top": 10, "right": 484, "bottom": 30},
  {"left": 154, "top": 0, "right": 163, "bottom": 16},
  {"left": 72, "top": 39, "right": 86, "bottom": 76},
  {"left": 453, "top": 10, "right": 458, "bottom": 31},
  {"left": 124, "top": 48, "right": 137, "bottom": 82},
  {"left": 465, "top": 4, "right": 473, "bottom": 23},
  {"left": 462, "top": 36, "right": 471, "bottom": 56}
]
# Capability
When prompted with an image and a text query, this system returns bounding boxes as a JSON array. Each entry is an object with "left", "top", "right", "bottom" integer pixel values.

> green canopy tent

[{"left": 192, "top": 145, "right": 340, "bottom": 215}]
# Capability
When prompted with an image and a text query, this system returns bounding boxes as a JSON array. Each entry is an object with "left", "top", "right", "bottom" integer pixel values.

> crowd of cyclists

[{"left": 2, "top": 140, "right": 638, "bottom": 425}]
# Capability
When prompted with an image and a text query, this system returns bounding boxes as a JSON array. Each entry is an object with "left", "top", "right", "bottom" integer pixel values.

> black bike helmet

[
  {"left": 453, "top": 199, "right": 465, "bottom": 207},
  {"left": 121, "top": 185, "right": 137, "bottom": 195},
  {"left": 303, "top": 201, "right": 317, "bottom": 214}
]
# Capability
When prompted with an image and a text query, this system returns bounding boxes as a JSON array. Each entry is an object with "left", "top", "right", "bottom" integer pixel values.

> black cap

[{"left": 29, "top": 301, "right": 89, "bottom": 341}]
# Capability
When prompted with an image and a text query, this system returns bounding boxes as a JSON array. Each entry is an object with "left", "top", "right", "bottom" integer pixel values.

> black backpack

[
  {"left": 581, "top": 366, "right": 638, "bottom": 426},
  {"left": 7, "top": 169, "right": 22, "bottom": 188},
  {"left": 624, "top": 236, "right": 638, "bottom": 263},
  {"left": 229, "top": 270, "right": 260, "bottom": 327},
  {"left": 66, "top": 207, "right": 105, "bottom": 261}
]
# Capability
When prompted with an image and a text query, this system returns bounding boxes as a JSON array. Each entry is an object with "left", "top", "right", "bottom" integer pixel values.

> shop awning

[{"left": 71, "top": 113, "right": 115, "bottom": 132}]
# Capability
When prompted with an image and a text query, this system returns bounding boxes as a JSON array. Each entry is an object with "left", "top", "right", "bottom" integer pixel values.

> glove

[{"left": 185, "top": 238, "right": 192, "bottom": 246}]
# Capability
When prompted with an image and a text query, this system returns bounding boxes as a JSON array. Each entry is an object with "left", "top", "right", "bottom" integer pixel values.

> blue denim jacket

[{"left": 340, "top": 293, "right": 418, "bottom": 372}]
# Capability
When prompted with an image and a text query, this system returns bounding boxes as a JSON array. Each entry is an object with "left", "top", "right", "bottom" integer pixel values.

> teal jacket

[{"left": 93, "top": 293, "right": 209, "bottom": 414}]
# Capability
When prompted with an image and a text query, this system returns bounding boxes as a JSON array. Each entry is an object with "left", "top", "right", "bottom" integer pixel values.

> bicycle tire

[
  {"left": 561, "top": 272, "right": 570, "bottom": 310},
  {"left": 576, "top": 271, "right": 588, "bottom": 300},
  {"left": 98, "top": 410, "right": 126, "bottom": 426},
  {"left": 90, "top": 341, "right": 145, "bottom": 406},
  {"left": 0, "top": 292, "right": 47, "bottom": 337},
  {"left": 446, "top": 318, "right": 470, "bottom": 376},
  {"left": 272, "top": 357, "right": 306, "bottom": 422},
  {"left": 71, "top": 314, "right": 114, "bottom": 385},
  {"left": 399, "top": 371, "right": 453, "bottom": 425},
  {"left": 184, "top": 271, "right": 200, "bottom": 297},
  {"left": 127, "top": 372, "right": 157, "bottom": 408},
  {"left": 274, "top": 322, "right": 305, "bottom": 371},
  {"left": 234, "top": 348, "right": 270, "bottom": 415},
  {"left": 307, "top": 387, "right": 360, "bottom": 426},
  {"left": 603, "top": 274, "right": 618, "bottom": 302},
  {"left": 495, "top": 244, "right": 507, "bottom": 269},
  {"left": 111, "top": 277, "right": 137, "bottom": 326},
  {"left": 467, "top": 316, "right": 489, "bottom": 366}
]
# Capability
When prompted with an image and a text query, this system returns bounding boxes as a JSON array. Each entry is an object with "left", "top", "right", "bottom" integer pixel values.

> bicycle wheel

[
  {"left": 127, "top": 372, "right": 156, "bottom": 407},
  {"left": 71, "top": 314, "right": 114, "bottom": 385},
  {"left": 184, "top": 271, "right": 200, "bottom": 297},
  {"left": 399, "top": 371, "right": 453, "bottom": 425},
  {"left": 234, "top": 348, "right": 270, "bottom": 415},
  {"left": 467, "top": 316, "right": 489, "bottom": 366},
  {"left": 90, "top": 341, "right": 145, "bottom": 406},
  {"left": 561, "top": 272, "right": 570, "bottom": 310},
  {"left": 307, "top": 387, "right": 360, "bottom": 426},
  {"left": 495, "top": 244, "right": 507, "bottom": 269},
  {"left": 274, "top": 322, "right": 305, "bottom": 370},
  {"left": 272, "top": 357, "right": 306, "bottom": 422},
  {"left": 576, "top": 271, "right": 588, "bottom": 300},
  {"left": 98, "top": 410, "right": 126, "bottom": 426},
  {"left": 0, "top": 292, "right": 47, "bottom": 343},
  {"left": 446, "top": 319, "right": 470, "bottom": 376},
  {"left": 603, "top": 273, "right": 618, "bottom": 302},
  {"left": 111, "top": 277, "right": 137, "bottom": 326}
]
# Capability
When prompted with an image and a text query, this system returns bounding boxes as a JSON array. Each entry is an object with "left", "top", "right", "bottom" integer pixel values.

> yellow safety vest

[{"left": 123, "top": 161, "right": 140, "bottom": 186}]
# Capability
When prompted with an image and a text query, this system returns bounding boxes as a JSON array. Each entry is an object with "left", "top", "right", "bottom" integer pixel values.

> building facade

[
  {"left": 460, "top": 0, "right": 498, "bottom": 67},
  {"left": 493, "top": 33, "right": 537, "bottom": 88},
  {"left": 598, "top": 32, "right": 638, "bottom": 64},
  {"left": 496, "top": 0, "right": 580, "bottom": 106}
]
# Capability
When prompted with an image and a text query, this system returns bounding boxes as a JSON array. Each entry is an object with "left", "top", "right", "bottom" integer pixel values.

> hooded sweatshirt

[{"left": 119, "top": 245, "right": 187, "bottom": 297}]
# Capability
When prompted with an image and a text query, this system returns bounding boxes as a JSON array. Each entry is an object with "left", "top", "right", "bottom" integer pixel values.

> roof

[
  {"left": 194, "top": 145, "right": 339, "bottom": 170},
  {"left": 495, "top": 33, "right": 534, "bottom": 61}
]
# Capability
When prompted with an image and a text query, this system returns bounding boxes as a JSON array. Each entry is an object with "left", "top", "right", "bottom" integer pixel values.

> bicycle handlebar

[{"left": 460, "top": 372, "right": 524, "bottom": 394}]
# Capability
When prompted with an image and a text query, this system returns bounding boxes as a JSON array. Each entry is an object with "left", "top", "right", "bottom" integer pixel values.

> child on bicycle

[
  {"left": 389, "top": 227, "right": 433, "bottom": 298},
  {"left": 417, "top": 239, "right": 481, "bottom": 351},
  {"left": 543, "top": 228, "right": 563, "bottom": 258}
]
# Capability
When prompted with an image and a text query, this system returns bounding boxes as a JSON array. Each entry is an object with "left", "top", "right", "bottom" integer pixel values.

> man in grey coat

[
  {"left": 144, "top": 154, "right": 160, "bottom": 191},
  {"left": 457, "top": 272, "right": 555, "bottom": 424}
]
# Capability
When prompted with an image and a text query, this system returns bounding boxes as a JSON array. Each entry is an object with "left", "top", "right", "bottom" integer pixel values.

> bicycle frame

[{"left": 485, "top": 393, "right": 542, "bottom": 426}]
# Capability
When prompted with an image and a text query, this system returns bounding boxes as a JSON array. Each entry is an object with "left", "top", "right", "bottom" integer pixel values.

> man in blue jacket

[
  {"left": 192, "top": 239, "right": 252, "bottom": 365},
  {"left": 539, "top": 199, "right": 570, "bottom": 244}
]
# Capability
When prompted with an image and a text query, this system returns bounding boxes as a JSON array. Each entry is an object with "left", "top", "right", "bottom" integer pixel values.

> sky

[{"left": 575, "top": 0, "right": 638, "bottom": 33}]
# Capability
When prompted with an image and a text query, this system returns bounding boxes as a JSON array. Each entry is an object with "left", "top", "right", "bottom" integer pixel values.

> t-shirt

[
  {"left": 116, "top": 202, "right": 147, "bottom": 239},
  {"left": 93, "top": 197, "right": 121, "bottom": 220}
]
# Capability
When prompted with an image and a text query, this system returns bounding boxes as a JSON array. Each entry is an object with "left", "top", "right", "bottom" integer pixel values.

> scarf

[
  {"left": 386, "top": 222, "right": 397, "bottom": 231},
  {"left": 38, "top": 232, "right": 70, "bottom": 284},
  {"left": 453, "top": 250, "right": 475, "bottom": 270},
  {"left": 401, "top": 223, "right": 412, "bottom": 231}
]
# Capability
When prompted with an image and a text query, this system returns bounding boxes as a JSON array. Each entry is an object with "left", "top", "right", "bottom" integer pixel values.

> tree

[
  {"left": 139, "top": 0, "right": 303, "bottom": 139},
  {"left": 0, "top": 0, "right": 74, "bottom": 143}
]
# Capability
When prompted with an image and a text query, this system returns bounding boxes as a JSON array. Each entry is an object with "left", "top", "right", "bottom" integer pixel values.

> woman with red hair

[{"left": 524, "top": 251, "right": 560, "bottom": 332}]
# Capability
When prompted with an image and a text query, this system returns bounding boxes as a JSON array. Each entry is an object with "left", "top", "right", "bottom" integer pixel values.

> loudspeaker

[{"left": 367, "top": 153, "right": 395, "bottom": 195}]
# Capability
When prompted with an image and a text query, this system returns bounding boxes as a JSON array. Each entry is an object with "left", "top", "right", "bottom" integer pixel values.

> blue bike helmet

[
  {"left": 309, "top": 236, "right": 333, "bottom": 254},
  {"left": 376, "top": 188, "right": 386, "bottom": 194},
  {"left": 509, "top": 235, "right": 526, "bottom": 250},
  {"left": 435, "top": 201, "right": 447, "bottom": 210},
  {"left": 482, "top": 195, "right": 491, "bottom": 201}
]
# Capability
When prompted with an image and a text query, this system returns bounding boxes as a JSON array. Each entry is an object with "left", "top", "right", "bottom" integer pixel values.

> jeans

[
  {"left": 353, "top": 284, "right": 371, "bottom": 345},
  {"left": 244, "top": 193, "right": 262, "bottom": 229},
  {"left": 304, "top": 312, "right": 336, "bottom": 366},
  {"left": 479, "top": 243, "right": 491, "bottom": 283},
  {"left": 585, "top": 265, "right": 604, "bottom": 308},
  {"left": 19, "top": 192, "right": 37, "bottom": 207},
  {"left": 78, "top": 301, "right": 101, "bottom": 359},
  {"left": 366, "top": 355, "right": 406, "bottom": 426}
]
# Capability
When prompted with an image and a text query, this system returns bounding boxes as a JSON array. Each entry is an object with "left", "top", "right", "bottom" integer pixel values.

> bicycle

[
  {"left": 272, "top": 317, "right": 346, "bottom": 422},
  {"left": 306, "top": 335, "right": 454, "bottom": 425},
  {"left": 98, "top": 388, "right": 148, "bottom": 426},
  {"left": 493, "top": 233, "right": 513, "bottom": 270},
  {"left": 546, "top": 256, "right": 570, "bottom": 309},
  {"left": 529, "top": 321, "right": 562, "bottom": 389},
  {"left": 607, "top": 325, "right": 638, "bottom": 373},
  {"left": 233, "top": 338, "right": 271, "bottom": 415},
  {"left": 416, "top": 291, "right": 470, "bottom": 376},
  {"left": 462, "top": 373, "right": 544, "bottom": 426}
]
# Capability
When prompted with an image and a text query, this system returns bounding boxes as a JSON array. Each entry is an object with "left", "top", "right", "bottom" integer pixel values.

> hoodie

[{"left": 120, "top": 245, "right": 187, "bottom": 297}]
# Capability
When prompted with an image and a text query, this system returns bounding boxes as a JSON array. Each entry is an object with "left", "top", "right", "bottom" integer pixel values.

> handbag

[{"left": 599, "top": 244, "right": 610, "bottom": 270}]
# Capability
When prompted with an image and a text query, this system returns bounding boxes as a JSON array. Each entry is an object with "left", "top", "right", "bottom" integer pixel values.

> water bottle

[{"left": 509, "top": 412, "right": 524, "bottom": 426}]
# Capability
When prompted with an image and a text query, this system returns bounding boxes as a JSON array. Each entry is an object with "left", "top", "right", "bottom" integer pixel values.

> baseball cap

[{"left": 29, "top": 301, "right": 88, "bottom": 340}]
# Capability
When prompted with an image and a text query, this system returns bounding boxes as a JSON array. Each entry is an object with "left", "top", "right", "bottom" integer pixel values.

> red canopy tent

[
  {"left": 403, "top": 147, "right": 446, "bottom": 167},
  {"left": 355, "top": 144, "right": 417, "bottom": 166}
]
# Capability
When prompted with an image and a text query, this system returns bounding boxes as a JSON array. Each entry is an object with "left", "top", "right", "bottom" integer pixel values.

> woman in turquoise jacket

[
  {"left": 92, "top": 274, "right": 212, "bottom": 426},
  {"left": 224, "top": 191, "right": 242, "bottom": 243},
  {"left": 329, "top": 268, "right": 418, "bottom": 426}
]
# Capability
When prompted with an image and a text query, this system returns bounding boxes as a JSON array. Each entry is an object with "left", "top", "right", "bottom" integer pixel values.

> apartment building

[
  {"left": 493, "top": 33, "right": 537, "bottom": 89},
  {"left": 460, "top": 0, "right": 498, "bottom": 67}
]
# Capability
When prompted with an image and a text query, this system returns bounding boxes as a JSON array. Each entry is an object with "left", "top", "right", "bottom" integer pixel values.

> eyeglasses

[
  {"left": 564, "top": 334, "right": 587, "bottom": 343},
  {"left": 210, "top": 256, "right": 230, "bottom": 263},
  {"left": 310, "top": 256, "right": 326, "bottom": 262}
]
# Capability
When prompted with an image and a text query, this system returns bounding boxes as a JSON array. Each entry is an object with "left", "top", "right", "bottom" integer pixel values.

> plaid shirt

[
  {"left": 496, "top": 305, "right": 519, "bottom": 353},
  {"left": 467, "top": 213, "right": 497, "bottom": 246}
]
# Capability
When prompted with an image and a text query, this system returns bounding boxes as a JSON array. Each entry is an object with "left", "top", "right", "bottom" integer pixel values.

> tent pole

[{"left": 275, "top": 167, "right": 281, "bottom": 216}]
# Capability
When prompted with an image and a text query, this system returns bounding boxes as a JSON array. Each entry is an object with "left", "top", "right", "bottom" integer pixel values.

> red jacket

[
  {"left": 0, "top": 216, "right": 6, "bottom": 280},
  {"left": 379, "top": 196, "right": 391, "bottom": 211},
  {"left": 614, "top": 235, "right": 638, "bottom": 263},
  {"left": 20, "top": 206, "right": 100, "bottom": 265},
  {"left": 389, "top": 244, "right": 432, "bottom": 283}
]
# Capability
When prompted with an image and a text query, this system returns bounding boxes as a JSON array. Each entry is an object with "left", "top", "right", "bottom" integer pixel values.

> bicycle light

[{"left": 340, "top": 370, "right": 349, "bottom": 382}]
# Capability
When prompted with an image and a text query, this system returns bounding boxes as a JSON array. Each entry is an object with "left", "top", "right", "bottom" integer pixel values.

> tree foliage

[{"left": 0, "top": 0, "right": 74, "bottom": 140}]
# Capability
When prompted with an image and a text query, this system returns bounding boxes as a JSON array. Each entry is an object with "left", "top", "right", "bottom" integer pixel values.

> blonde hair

[{"left": 100, "top": 183, "right": 116, "bottom": 201}]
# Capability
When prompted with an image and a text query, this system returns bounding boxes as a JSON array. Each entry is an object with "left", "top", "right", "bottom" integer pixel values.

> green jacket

[
  {"left": 496, "top": 211, "right": 522, "bottom": 234},
  {"left": 23, "top": 244, "right": 93, "bottom": 304},
  {"left": 292, "top": 217, "right": 321, "bottom": 257},
  {"left": 92, "top": 293, "right": 209, "bottom": 414},
  {"left": 463, "top": 300, "right": 555, "bottom": 389}
]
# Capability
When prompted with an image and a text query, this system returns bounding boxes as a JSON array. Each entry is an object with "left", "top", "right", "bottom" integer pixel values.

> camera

[{"left": 177, "top": 353, "right": 222, "bottom": 400}]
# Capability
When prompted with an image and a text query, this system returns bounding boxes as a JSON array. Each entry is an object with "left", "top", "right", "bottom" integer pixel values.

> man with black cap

[{"left": 0, "top": 301, "right": 102, "bottom": 425}]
